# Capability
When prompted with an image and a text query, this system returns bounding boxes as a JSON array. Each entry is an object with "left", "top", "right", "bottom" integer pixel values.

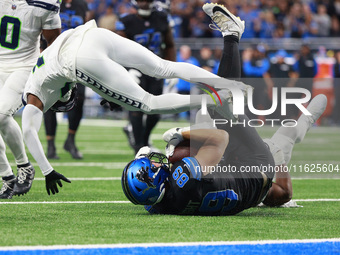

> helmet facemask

[{"left": 122, "top": 152, "right": 170, "bottom": 205}]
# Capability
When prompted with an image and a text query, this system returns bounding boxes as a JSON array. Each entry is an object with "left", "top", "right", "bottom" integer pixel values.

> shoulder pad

[{"left": 26, "top": 0, "right": 60, "bottom": 12}]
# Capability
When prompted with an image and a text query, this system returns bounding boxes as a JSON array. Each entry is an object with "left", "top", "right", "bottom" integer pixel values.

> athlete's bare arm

[
  {"left": 182, "top": 129, "right": 229, "bottom": 176},
  {"left": 42, "top": 28, "right": 61, "bottom": 47}
]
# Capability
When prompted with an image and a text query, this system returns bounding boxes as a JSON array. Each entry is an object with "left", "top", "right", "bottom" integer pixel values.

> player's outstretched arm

[{"left": 22, "top": 94, "right": 71, "bottom": 195}]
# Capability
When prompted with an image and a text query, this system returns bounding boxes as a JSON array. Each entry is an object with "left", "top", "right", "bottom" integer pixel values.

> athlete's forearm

[{"left": 22, "top": 104, "right": 53, "bottom": 176}]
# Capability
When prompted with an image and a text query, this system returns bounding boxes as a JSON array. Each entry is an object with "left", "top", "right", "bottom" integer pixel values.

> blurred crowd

[{"left": 88, "top": 0, "right": 340, "bottom": 38}]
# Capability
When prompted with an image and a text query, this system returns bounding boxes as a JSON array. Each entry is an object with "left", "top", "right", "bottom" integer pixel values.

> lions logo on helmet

[{"left": 122, "top": 153, "right": 170, "bottom": 205}]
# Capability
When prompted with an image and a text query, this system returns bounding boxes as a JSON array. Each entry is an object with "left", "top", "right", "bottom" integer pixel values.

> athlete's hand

[
  {"left": 100, "top": 99, "right": 121, "bottom": 111},
  {"left": 45, "top": 170, "right": 71, "bottom": 195},
  {"left": 163, "top": 128, "right": 185, "bottom": 157}
]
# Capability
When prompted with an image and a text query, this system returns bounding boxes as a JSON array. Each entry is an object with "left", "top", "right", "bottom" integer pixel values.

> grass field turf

[{"left": 0, "top": 119, "right": 339, "bottom": 247}]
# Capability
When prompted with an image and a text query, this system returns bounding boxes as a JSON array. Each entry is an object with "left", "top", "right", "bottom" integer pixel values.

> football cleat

[
  {"left": 64, "top": 139, "right": 83, "bottom": 159},
  {"left": 13, "top": 163, "right": 35, "bottom": 196},
  {"left": 203, "top": 3, "right": 245, "bottom": 40},
  {"left": 305, "top": 94, "right": 327, "bottom": 126},
  {"left": 47, "top": 143, "right": 60, "bottom": 160},
  {"left": 0, "top": 178, "right": 15, "bottom": 199},
  {"left": 209, "top": 89, "right": 238, "bottom": 121}
]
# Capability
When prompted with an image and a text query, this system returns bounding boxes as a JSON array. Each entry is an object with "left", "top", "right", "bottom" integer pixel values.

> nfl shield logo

[{"left": 12, "top": 4, "right": 17, "bottom": 10}]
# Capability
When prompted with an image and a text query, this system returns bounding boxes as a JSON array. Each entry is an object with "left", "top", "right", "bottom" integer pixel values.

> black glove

[
  {"left": 45, "top": 170, "right": 71, "bottom": 195},
  {"left": 100, "top": 99, "right": 121, "bottom": 111}
]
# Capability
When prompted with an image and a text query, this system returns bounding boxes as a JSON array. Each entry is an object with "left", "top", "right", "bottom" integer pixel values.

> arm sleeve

[{"left": 22, "top": 104, "right": 53, "bottom": 176}]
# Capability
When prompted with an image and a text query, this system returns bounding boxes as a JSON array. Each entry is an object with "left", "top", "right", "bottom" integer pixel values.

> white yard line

[{"left": 0, "top": 238, "right": 339, "bottom": 251}]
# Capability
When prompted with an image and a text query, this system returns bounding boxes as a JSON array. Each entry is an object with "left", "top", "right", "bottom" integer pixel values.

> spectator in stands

[
  {"left": 175, "top": 45, "right": 199, "bottom": 120},
  {"left": 198, "top": 46, "right": 217, "bottom": 73},
  {"left": 238, "top": 2, "right": 260, "bottom": 38},
  {"left": 97, "top": 4, "right": 118, "bottom": 32},
  {"left": 294, "top": 44, "right": 317, "bottom": 95},
  {"left": 333, "top": 51, "right": 340, "bottom": 125},
  {"left": 314, "top": 4, "right": 332, "bottom": 37},
  {"left": 242, "top": 45, "right": 271, "bottom": 120},
  {"left": 264, "top": 49, "right": 299, "bottom": 120}
]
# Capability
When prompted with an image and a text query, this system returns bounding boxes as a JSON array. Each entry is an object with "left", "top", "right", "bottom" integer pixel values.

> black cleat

[
  {"left": 47, "top": 143, "right": 60, "bottom": 159},
  {"left": 13, "top": 163, "right": 35, "bottom": 196},
  {"left": 0, "top": 178, "right": 15, "bottom": 199},
  {"left": 64, "top": 139, "right": 83, "bottom": 159}
]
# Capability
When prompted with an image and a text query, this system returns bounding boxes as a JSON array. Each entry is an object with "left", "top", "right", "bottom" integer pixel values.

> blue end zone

[{"left": 1, "top": 241, "right": 339, "bottom": 255}]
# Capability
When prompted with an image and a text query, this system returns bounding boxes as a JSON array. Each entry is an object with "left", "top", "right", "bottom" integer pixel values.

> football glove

[
  {"left": 100, "top": 99, "right": 121, "bottom": 111},
  {"left": 163, "top": 127, "right": 189, "bottom": 157},
  {"left": 135, "top": 146, "right": 152, "bottom": 159},
  {"left": 45, "top": 170, "right": 71, "bottom": 195}
]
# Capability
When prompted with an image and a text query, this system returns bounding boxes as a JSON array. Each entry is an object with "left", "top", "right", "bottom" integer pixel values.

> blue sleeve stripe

[
  {"left": 26, "top": 0, "right": 59, "bottom": 12},
  {"left": 182, "top": 157, "right": 201, "bottom": 181}
]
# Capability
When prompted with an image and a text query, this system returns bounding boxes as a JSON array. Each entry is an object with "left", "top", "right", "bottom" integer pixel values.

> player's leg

[
  {"left": 44, "top": 110, "right": 59, "bottom": 159},
  {"left": 203, "top": 3, "right": 244, "bottom": 79},
  {"left": 64, "top": 84, "right": 85, "bottom": 159},
  {"left": 263, "top": 94, "right": 327, "bottom": 206},
  {"left": 0, "top": 136, "right": 15, "bottom": 199},
  {"left": 0, "top": 70, "right": 35, "bottom": 196},
  {"left": 270, "top": 94, "right": 327, "bottom": 164},
  {"left": 75, "top": 29, "right": 227, "bottom": 115}
]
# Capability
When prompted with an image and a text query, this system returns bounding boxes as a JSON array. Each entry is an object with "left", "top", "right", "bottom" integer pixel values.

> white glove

[
  {"left": 128, "top": 69, "right": 142, "bottom": 84},
  {"left": 163, "top": 127, "right": 189, "bottom": 157},
  {"left": 135, "top": 146, "right": 151, "bottom": 159}
]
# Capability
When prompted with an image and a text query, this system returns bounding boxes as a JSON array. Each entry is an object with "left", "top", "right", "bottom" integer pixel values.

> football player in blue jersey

[
  {"left": 0, "top": 0, "right": 61, "bottom": 198},
  {"left": 117, "top": 0, "right": 176, "bottom": 154},
  {"left": 121, "top": 3, "right": 327, "bottom": 215}
]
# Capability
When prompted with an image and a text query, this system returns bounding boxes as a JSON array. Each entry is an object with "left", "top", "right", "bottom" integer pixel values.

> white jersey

[{"left": 0, "top": 0, "right": 61, "bottom": 71}]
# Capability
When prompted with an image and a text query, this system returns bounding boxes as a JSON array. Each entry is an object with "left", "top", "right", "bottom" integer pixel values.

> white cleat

[
  {"left": 202, "top": 2, "right": 245, "bottom": 40},
  {"left": 209, "top": 89, "right": 237, "bottom": 121},
  {"left": 305, "top": 94, "right": 327, "bottom": 127}
]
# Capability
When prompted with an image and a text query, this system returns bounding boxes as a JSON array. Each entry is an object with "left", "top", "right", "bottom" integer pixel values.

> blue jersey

[{"left": 145, "top": 156, "right": 270, "bottom": 216}]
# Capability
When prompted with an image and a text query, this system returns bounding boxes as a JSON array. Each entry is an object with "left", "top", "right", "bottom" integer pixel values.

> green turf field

[{"left": 0, "top": 119, "right": 339, "bottom": 246}]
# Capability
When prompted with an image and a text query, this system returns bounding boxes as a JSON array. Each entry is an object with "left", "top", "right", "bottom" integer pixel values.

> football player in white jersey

[
  {"left": 0, "top": 0, "right": 61, "bottom": 198},
  {"left": 21, "top": 20, "right": 249, "bottom": 195}
]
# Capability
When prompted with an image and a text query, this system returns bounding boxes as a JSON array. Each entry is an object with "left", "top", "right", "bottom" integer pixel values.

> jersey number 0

[{"left": 0, "top": 16, "right": 21, "bottom": 50}]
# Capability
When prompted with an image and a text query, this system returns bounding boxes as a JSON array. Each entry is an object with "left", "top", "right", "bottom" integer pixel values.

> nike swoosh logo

[{"left": 212, "top": 6, "right": 240, "bottom": 28}]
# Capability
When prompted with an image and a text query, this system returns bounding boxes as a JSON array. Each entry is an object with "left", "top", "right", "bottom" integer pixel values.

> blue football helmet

[{"left": 122, "top": 152, "right": 170, "bottom": 205}]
